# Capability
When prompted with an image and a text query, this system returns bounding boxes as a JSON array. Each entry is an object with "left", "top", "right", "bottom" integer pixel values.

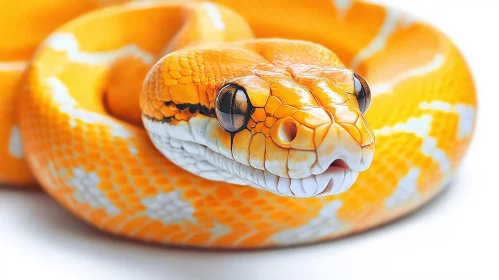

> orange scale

[
  {"left": 283, "top": 200, "right": 299, "bottom": 208},
  {"left": 254, "top": 122, "right": 265, "bottom": 133},
  {"left": 161, "top": 224, "right": 182, "bottom": 233},
  {"left": 113, "top": 201, "right": 129, "bottom": 210},
  {"left": 260, "top": 205, "right": 275, "bottom": 211},
  {"left": 101, "top": 214, "right": 130, "bottom": 232},
  {"left": 251, "top": 108, "right": 267, "bottom": 122},
  {"left": 159, "top": 184, "right": 177, "bottom": 193},
  {"left": 251, "top": 199, "right": 267, "bottom": 206},
  {"left": 220, "top": 216, "right": 236, "bottom": 223},
  {"left": 431, "top": 114, "right": 460, "bottom": 153},
  {"left": 96, "top": 158, "right": 111, "bottom": 167},
  {"left": 264, "top": 96, "right": 282, "bottom": 115},
  {"left": 202, "top": 223, "right": 216, "bottom": 230},
  {"left": 150, "top": 168, "right": 168, "bottom": 177},
  {"left": 228, "top": 200, "right": 244, "bottom": 208},
  {"left": 193, "top": 199, "right": 205, "bottom": 209},
  {"left": 187, "top": 233, "right": 212, "bottom": 245},
  {"left": 213, "top": 234, "right": 240, "bottom": 247},
  {"left": 130, "top": 202, "right": 147, "bottom": 212},
  {"left": 70, "top": 199, "right": 93, "bottom": 213},
  {"left": 274, "top": 196, "right": 289, "bottom": 203},
  {"left": 128, "top": 167, "right": 143, "bottom": 176},
  {"left": 141, "top": 159, "right": 159, "bottom": 169},
  {"left": 230, "top": 221, "right": 250, "bottom": 231},
  {"left": 236, "top": 206, "right": 253, "bottom": 215},
  {"left": 241, "top": 188, "right": 259, "bottom": 199},
  {"left": 245, "top": 213, "right": 264, "bottom": 221},
  {"left": 339, "top": 123, "right": 362, "bottom": 144},
  {"left": 130, "top": 177, "right": 148, "bottom": 187},
  {"left": 239, "top": 231, "right": 277, "bottom": 248},
  {"left": 198, "top": 221, "right": 217, "bottom": 230},
  {"left": 247, "top": 118, "right": 257, "bottom": 129},
  {"left": 204, "top": 195, "right": 216, "bottom": 203},
  {"left": 111, "top": 162, "right": 126, "bottom": 172},
  {"left": 120, "top": 216, "right": 150, "bottom": 235},
  {"left": 214, "top": 185, "right": 234, "bottom": 200},
  {"left": 123, "top": 156, "right": 139, "bottom": 165},
  {"left": 214, "top": 209, "right": 229, "bottom": 217},
  {"left": 58, "top": 186, "right": 74, "bottom": 196},
  {"left": 148, "top": 230, "right": 176, "bottom": 243},
  {"left": 53, "top": 150, "right": 65, "bottom": 159},
  {"left": 192, "top": 211, "right": 209, "bottom": 219},
  {"left": 84, "top": 164, "right": 97, "bottom": 172},
  {"left": 169, "top": 232, "right": 188, "bottom": 244},
  {"left": 269, "top": 211, "right": 289, "bottom": 221},
  {"left": 116, "top": 175, "right": 131, "bottom": 187},
  {"left": 206, "top": 200, "right": 222, "bottom": 209},
  {"left": 183, "top": 189, "right": 201, "bottom": 199},
  {"left": 126, "top": 195, "right": 141, "bottom": 204},
  {"left": 254, "top": 222, "right": 272, "bottom": 230},
  {"left": 134, "top": 221, "right": 165, "bottom": 240},
  {"left": 196, "top": 220, "right": 215, "bottom": 229},
  {"left": 86, "top": 151, "right": 102, "bottom": 161},
  {"left": 261, "top": 126, "right": 270, "bottom": 136},
  {"left": 139, "top": 186, "right": 158, "bottom": 197}
]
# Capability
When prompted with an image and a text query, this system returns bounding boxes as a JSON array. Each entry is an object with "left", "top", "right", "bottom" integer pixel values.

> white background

[{"left": 1, "top": 0, "right": 497, "bottom": 279}]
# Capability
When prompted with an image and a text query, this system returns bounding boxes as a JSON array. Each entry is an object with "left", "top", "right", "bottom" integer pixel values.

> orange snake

[{"left": 0, "top": 0, "right": 476, "bottom": 248}]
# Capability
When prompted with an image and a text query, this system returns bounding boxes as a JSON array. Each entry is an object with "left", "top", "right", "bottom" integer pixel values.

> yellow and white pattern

[{"left": 0, "top": 0, "right": 476, "bottom": 248}]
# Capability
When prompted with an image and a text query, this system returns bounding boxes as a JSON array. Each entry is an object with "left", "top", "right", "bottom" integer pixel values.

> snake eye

[
  {"left": 215, "top": 84, "right": 253, "bottom": 132},
  {"left": 353, "top": 73, "right": 371, "bottom": 113}
]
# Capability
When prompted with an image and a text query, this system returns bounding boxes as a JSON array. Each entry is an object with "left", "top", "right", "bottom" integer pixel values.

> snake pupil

[
  {"left": 215, "top": 84, "right": 252, "bottom": 132},
  {"left": 353, "top": 73, "right": 371, "bottom": 113}
]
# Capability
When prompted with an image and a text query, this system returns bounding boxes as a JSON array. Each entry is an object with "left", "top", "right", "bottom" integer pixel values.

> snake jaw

[{"left": 143, "top": 109, "right": 373, "bottom": 198}]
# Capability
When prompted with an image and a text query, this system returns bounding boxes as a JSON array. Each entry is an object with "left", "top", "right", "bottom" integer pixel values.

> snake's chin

[{"left": 143, "top": 116, "right": 360, "bottom": 198}]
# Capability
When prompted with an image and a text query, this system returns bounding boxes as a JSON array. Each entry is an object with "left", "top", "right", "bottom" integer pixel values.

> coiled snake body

[{"left": 0, "top": 0, "right": 476, "bottom": 248}]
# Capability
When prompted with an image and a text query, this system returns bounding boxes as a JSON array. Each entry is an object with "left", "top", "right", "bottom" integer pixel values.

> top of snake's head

[{"left": 141, "top": 39, "right": 375, "bottom": 198}]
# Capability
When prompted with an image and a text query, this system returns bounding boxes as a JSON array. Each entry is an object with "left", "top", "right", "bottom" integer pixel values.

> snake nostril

[{"left": 278, "top": 119, "right": 297, "bottom": 143}]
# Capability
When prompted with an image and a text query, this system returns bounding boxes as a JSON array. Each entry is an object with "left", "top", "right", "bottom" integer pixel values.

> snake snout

[{"left": 294, "top": 119, "right": 375, "bottom": 197}]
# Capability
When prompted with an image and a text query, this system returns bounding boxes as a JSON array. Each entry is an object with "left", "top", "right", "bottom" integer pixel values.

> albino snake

[{"left": 0, "top": 0, "right": 476, "bottom": 248}]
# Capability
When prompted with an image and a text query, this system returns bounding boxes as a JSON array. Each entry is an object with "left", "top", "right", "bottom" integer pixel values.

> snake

[{"left": 0, "top": 0, "right": 476, "bottom": 248}]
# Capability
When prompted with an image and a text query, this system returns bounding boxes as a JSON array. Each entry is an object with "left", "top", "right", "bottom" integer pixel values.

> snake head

[{"left": 141, "top": 40, "right": 375, "bottom": 198}]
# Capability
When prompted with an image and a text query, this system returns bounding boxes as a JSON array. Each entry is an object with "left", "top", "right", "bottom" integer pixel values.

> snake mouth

[
  {"left": 312, "top": 159, "right": 355, "bottom": 196},
  {"left": 253, "top": 163, "right": 358, "bottom": 198},
  {"left": 202, "top": 147, "right": 359, "bottom": 198},
  {"left": 316, "top": 164, "right": 356, "bottom": 196},
  {"left": 143, "top": 116, "right": 364, "bottom": 198},
  {"left": 197, "top": 141, "right": 360, "bottom": 198},
  {"left": 329, "top": 159, "right": 350, "bottom": 171}
]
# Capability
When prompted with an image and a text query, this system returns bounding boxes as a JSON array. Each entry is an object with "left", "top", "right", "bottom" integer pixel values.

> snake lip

[
  {"left": 311, "top": 164, "right": 358, "bottom": 197},
  {"left": 329, "top": 159, "right": 351, "bottom": 171},
  {"left": 142, "top": 116, "right": 362, "bottom": 198}
]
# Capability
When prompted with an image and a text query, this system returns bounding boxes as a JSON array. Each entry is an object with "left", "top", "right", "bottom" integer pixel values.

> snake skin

[{"left": 0, "top": 0, "right": 476, "bottom": 248}]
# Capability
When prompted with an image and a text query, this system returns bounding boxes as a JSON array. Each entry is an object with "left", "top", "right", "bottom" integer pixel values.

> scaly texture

[{"left": 1, "top": 0, "right": 476, "bottom": 248}]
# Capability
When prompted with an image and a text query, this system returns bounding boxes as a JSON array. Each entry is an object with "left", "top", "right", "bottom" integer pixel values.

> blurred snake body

[{"left": 0, "top": 0, "right": 476, "bottom": 248}]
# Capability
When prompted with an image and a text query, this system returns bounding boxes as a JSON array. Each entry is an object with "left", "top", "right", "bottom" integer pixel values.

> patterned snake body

[{"left": 0, "top": 0, "right": 476, "bottom": 248}]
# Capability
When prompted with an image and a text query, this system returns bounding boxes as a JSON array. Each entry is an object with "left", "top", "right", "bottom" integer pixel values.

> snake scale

[{"left": 0, "top": 0, "right": 476, "bottom": 248}]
